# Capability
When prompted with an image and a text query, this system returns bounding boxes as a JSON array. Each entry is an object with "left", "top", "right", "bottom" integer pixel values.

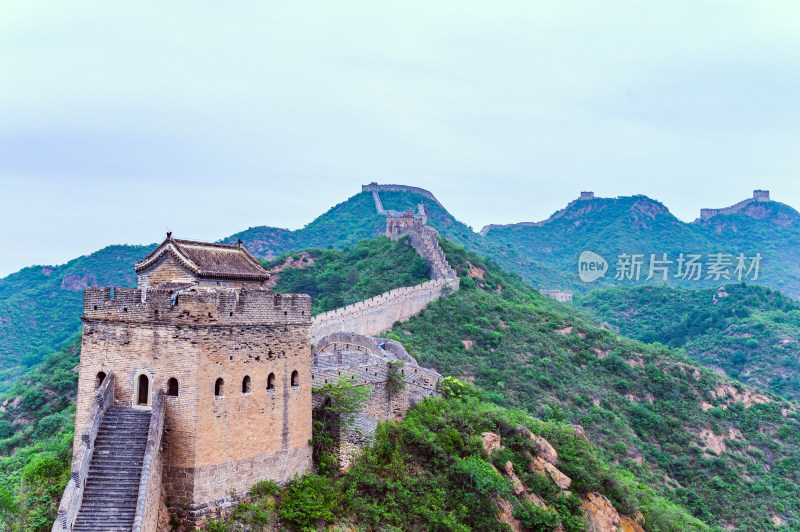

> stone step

[
  {"left": 94, "top": 440, "right": 148, "bottom": 446},
  {"left": 89, "top": 456, "right": 145, "bottom": 463},
  {"left": 88, "top": 463, "right": 142, "bottom": 470},
  {"left": 92, "top": 446, "right": 147, "bottom": 453},
  {"left": 84, "top": 482, "right": 140, "bottom": 490},
  {"left": 74, "top": 524, "right": 136, "bottom": 528},
  {"left": 85, "top": 470, "right": 142, "bottom": 478},
  {"left": 73, "top": 407, "right": 151, "bottom": 529},
  {"left": 73, "top": 521, "right": 136, "bottom": 530},
  {"left": 79, "top": 494, "right": 138, "bottom": 503},
  {"left": 74, "top": 521, "right": 136, "bottom": 528}
]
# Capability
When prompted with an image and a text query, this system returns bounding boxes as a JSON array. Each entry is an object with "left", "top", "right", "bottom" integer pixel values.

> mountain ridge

[{"left": 3, "top": 185, "right": 800, "bottom": 387}]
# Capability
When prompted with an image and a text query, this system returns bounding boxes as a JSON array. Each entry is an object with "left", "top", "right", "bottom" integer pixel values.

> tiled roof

[{"left": 135, "top": 234, "right": 269, "bottom": 282}]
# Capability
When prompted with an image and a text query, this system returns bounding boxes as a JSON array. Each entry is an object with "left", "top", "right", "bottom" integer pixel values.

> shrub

[
  {"left": 278, "top": 474, "right": 338, "bottom": 530},
  {"left": 513, "top": 501, "right": 560, "bottom": 531},
  {"left": 33, "top": 413, "right": 66, "bottom": 439}
]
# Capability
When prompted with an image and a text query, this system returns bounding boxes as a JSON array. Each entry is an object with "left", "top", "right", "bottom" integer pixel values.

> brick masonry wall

[
  {"left": 167, "top": 446, "right": 312, "bottom": 523},
  {"left": 136, "top": 391, "right": 165, "bottom": 532},
  {"left": 310, "top": 210, "right": 460, "bottom": 345},
  {"left": 75, "top": 286, "right": 313, "bottom": 516},
  {"left": 309, "top": 278, "right": 457, "bottom": 344},
  {"left": 137, "top": 255, "right": 197, "bottom": 290},
  {"left": 311, "top": 344, "right": 441, "bottom": 469}
]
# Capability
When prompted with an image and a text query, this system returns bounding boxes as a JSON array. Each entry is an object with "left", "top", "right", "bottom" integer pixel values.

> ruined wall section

[{"left": 311, "top": 332, "right": 441, "bottom": 468}]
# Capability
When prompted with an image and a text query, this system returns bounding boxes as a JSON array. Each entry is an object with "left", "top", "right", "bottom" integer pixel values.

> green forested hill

[
  {"left": 4, "top": 188, "right": 800, "bottom": 392},
  {"left": 228, "top": 189, "right": 569, "bottom": 293},
  {"left": 0, "top": 245, "right": 154, "bottom": 390},
  {"left": 267, "top": 236, "right": 430, "bottom": 315},
  {"left": 388, "top": 241, "right": 800, "bottom": 531},
  {"left": 201, "top": 393, "right": 707, "bottom": 532},
  {"left": 576, "top": 284, "right": 800, "bottom": 400},
  {"left": 482, "top": 195, "right": 800, "bottom": 297},
  {"left": 2, "top": 237, "right": 800, "bottom": 530},
  {"left": 232, "top": 189, "right": 800, "bottom": 298},
  {"left": 223, "top": 191, "right": 386, "bottom": 258}
]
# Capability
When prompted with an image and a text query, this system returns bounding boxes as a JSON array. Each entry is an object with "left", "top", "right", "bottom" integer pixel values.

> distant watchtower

[
  {"left": 74, "top": 234, "right": 312, "bottom": 522},
  {"left": 579, "top": 191, "right": 595, "bottom": 200},
  {"left": 385, "top": 207, "right": 427, "bottom": 239},
  {"left": 753, "top": 190, "right": 770, "bottom": 202}
]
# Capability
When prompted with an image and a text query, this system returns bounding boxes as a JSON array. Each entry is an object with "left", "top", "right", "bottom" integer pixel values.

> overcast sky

[{"left": 1, "top": 1, "right": 799, "bottom": 276}]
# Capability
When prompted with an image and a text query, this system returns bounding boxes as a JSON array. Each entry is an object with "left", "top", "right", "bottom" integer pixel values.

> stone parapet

[
  {"left": 310, "top": 277, "right": 458, "bottom": 344},
  {"left": 83, "top": 287, "right": 311, "bottom": 327},
  {"left": 52, "top": 373, "right": 115, "bottom": 532},
  {"left": 311, "top": 332, "right": 441, "bottom": 470},
  {"left": 133, "top": 390, "right": 166, "bottom": 532}
]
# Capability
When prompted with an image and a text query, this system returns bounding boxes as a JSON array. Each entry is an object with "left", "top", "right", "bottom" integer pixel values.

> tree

[{"left": 311, "top": 375, "right": 370, "bottom": 474}]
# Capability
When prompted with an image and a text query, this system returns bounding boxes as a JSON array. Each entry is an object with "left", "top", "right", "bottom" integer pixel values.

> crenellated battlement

[
  {"left": 83, "top": 286, "right": 311, "bottom": 327},
  {"left": 310, "top": 277, "right": 458, "bottom": 343}
]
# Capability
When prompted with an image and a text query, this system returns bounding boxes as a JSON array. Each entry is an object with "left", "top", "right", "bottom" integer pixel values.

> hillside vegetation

[
  {"left": 577, "top": 284, "right": 800, "bottom": 400},
  {"left": 2, "top": 188, "right": 800, "bottom": 529},
  {"left": 224, "top": 191, "right": 386, "bottom": 258},
  {"left": 483, "top": 195, "right": 800, "bottom": 297},
  {"left": 386, "top": 240, "right": 800, "bottom": 531},
  {"left": 202, "top": 390, "right": 706, "bottom": 532},
  {"left": 267, "top": 236, "right": 430, "bottom": 315},
  {"left": 0, "top": 339, "right": 79, "bottom": 530},
  {"left": 0, "top": 245, "right": 153, "bottom": 391},
  {"left": 4, "top": 188, "right": 800, "bottom": 390}
]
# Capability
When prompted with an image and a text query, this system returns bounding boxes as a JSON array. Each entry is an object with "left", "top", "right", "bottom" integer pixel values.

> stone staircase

[
  {"left": 72, "top": 407, "right": 151, "bottom": 532},
  {"left": 414, "top": 227, "right": 457, "bottom": 280}
]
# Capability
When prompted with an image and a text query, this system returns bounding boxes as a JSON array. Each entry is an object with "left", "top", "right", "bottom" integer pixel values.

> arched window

[
  {"left": 215, "top": 378, "right": 224, "bottom": 397},
  {"left": 136, "top": 374, "right": 150, "bottom": 406},
  {"left": 95, "top": 371, "right": 106, "bottom": 389},
  {"left": 166, "top": 378, "right": 179, "bottom": 397},
  {"left": 242, "top": 375, "right": 251, "bottom": 394},
  {"left": 267, "top": 373, "right": 276, "bottom": 390},
  {"left": 291, "top": 370, "right": 299, "bottom": 387}
]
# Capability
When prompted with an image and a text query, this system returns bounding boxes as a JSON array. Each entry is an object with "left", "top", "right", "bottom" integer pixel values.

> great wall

[
  {"left": 311, "top": 331, "right": 442, "bottom": 469},
  {"left": 310, "top": 186, "right": 459, "bottom": 344},
  {"left": 53, "top": 185, "right": 459, "bottom": 531},
  {"left": 697, "top": 189, "right": 771, "bottom": 221},
  {"left": 479, "top": 191, "right": 595, "bottom": 236}
]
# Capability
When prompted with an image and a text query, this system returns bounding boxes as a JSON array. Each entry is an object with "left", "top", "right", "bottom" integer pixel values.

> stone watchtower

[{"left": 73, "top": 234, "right": 312, "bottom": 521}]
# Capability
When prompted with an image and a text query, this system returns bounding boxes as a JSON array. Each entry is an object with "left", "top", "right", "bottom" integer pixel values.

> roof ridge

[{"left": 173, "top": 239, "right": 242, "bottom": 250}]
